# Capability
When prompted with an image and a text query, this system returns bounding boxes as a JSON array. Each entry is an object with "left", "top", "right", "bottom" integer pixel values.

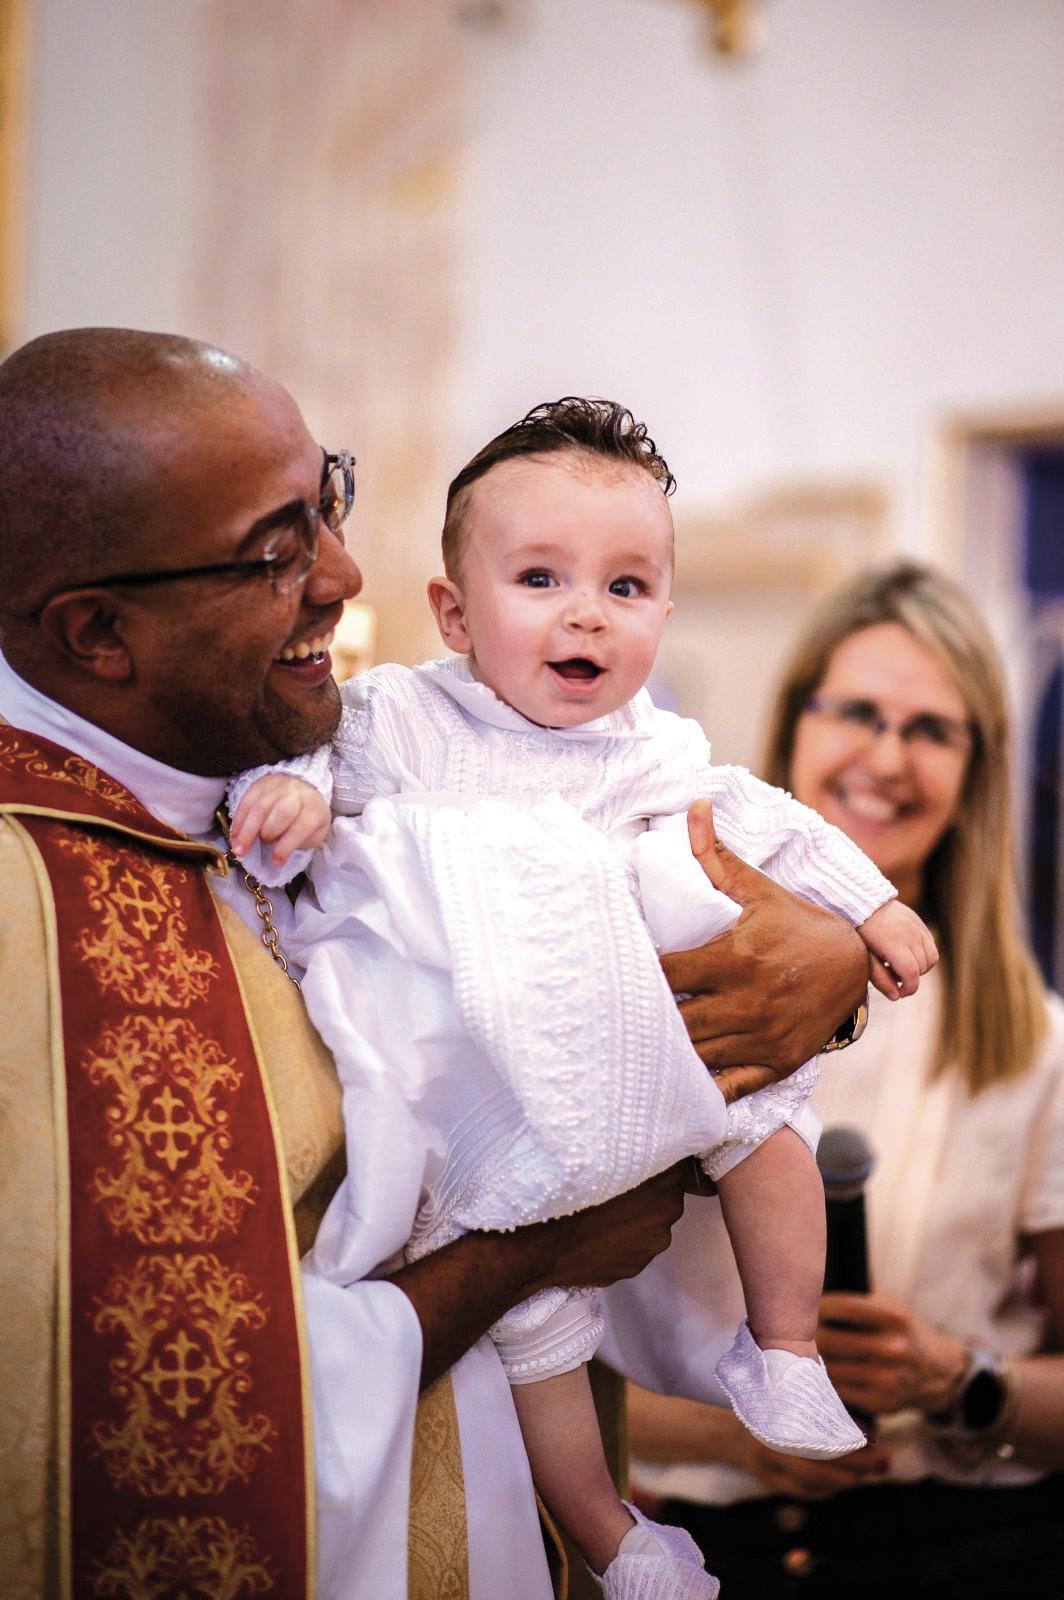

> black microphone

[{"left": 817, "top": 1124, "right": 876, "bottom": 1295}]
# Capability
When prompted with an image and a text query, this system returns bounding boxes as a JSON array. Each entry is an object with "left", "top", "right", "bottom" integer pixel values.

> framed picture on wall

[{"left": 932, "top": 408, "right": 1064, "bottom": 987}]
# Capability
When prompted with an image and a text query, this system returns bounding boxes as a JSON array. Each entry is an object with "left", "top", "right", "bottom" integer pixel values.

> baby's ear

[{"left": 427, "top": 576, "right": 472, "bottom": 653}]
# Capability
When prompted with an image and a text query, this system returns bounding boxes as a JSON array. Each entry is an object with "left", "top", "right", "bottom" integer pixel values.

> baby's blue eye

[
  {"left": 609, "top": 577, "right": 644, "bottom": 598},
  {"left": 519, "top": 570, "right": 556, "bottom": 588}
]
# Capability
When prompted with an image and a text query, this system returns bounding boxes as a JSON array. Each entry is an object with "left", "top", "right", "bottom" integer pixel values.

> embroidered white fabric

[
  {"left": 490, "top": 1289, "right": 606, "bottom": 1386},
  {"left": 241, "top": 658, "right": 896, "bottom": 1381},
  {"left": 228, "top": 657, "right": 894, "bottom": 927},
  {"left": 294, "top": 793, "right": 730, "bottom": 1382}
]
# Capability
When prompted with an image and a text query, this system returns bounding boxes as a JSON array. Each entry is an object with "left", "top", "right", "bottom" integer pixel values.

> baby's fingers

[
  {"left": 884, "top": 943, "right": 920, "bottom": 996},
  {"left": 894, "top": 903, "right": 938, "bottom": 976},
  {"left": 257, "top": 790, "right": 309, "bottom": 845},
  {"left": 918, "top": 926, "right": 939, "bottom": 974},
  {"left": 868, "top": 952, "right": 903, "bottom": 1001},
  {"left": 270, "top": 811, "right": 330, "bottom": 867},
  {"left": 265, "top": 795, "right": 330, "bottom": 865},
  {"left": 229, "top": 791, "right": 274, "bottom": 855}
]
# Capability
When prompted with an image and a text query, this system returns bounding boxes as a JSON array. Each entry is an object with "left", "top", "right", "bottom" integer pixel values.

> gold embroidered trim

[
  {"left": 408, "top": 1375, "right": 469, "bottom": 1600},
  {"left": 0, "top": 736, "right": 142, "bottom": 813},
  {"left": 90, "top": 1251, "right": 275, "bottom": 1500},
  {"left": 85, "top": 1013, "right": 258, "bottom": 1244},
  {"left": 90, "top": 1513, "right": 275, "bottom": 1598},
  {"left": 0, "top": 799, "right": 224, "bottom": 863},
  {"left": 217, "top": 909, "right": 318, "bottom": 1585},
  {"left": 9, "top": 735, "right": 312, "bottom": 1596},
  {"left": 6, "top": 815, "right": 76, "bottom": 1599},
  {"left": 58, "top": 832, "right": 219, "bottom": 1008}
]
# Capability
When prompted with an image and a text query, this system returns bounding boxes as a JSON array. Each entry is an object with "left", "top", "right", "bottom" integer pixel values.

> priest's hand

[
  {"left": 663, "top": 799, "right": 869, "bottom": 1088},
  {"left": 392, "top": 1165, "right": 687, "bottom": 1391},
  {"left": 521, "top": 1162, "right": 688, "bottom": 1294}
]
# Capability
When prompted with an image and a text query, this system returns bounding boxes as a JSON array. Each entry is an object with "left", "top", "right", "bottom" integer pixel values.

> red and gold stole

[{"left": 0, "top": 728, "right": 313, "bottom": 1599}]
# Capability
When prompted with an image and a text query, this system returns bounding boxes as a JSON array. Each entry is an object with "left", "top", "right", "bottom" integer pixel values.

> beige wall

[{"left": 14, "top": 0, "right": 1064, "bottom": 758}]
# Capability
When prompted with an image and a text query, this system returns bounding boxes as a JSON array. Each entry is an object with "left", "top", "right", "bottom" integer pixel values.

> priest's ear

[
  {"left": 36, "top": 590, "right": 134, "bottom": 682},
  {"left": 427, "top": 576, "right": 472, "bottom": 655}
]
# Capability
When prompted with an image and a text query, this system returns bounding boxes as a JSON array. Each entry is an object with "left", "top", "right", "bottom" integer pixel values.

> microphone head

[{"left": 817, "top": 1124, "right": 876, "bottom": 1201}]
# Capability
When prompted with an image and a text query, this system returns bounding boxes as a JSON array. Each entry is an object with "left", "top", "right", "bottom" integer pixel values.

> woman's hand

[
  {"left": 817, "top": 1291, "right": 967, "bottom": 1417},
  {"left": 734, "top": 1430, "right": 890, "bottom": 1501},
  {"left": 626, "top": 1378, "right": 890, "bottom": 1504}
]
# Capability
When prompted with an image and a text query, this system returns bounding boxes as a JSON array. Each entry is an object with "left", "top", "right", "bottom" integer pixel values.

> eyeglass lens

[
  {"left": 320, "top": 452, "right": 355, "bottom": 533},
  {"left": 262, "top": 450, "right": 354, "bottom": 596},
  {"left": 263, "top": 506, "right": 320, "bottom": 597}
]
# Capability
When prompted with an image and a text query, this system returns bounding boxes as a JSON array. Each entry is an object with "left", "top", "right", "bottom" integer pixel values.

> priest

[{"left": 0, "top": 327, "right": 868, "bottom": 1599}]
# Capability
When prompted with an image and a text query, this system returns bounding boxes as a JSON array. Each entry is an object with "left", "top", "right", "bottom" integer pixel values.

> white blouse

[{"left": 603, "top": 972, "right": 1064, "bottom": 1495}]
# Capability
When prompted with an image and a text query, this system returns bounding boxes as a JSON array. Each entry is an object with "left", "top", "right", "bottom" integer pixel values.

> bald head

[
  {"left": 0, "top": 328, "right": 270, "bottom": 632},
  {"left": 0, "top": 327, "right": 363, "bottom": 773}
]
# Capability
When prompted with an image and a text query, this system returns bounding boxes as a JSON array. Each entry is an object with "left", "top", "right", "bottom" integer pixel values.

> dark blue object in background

[
  {"left": 1022, "top": 448, "right": 1064, "bottom": 599},
  {"left": 1021, "top": 447, "right": 1064, "bottom": 984}
]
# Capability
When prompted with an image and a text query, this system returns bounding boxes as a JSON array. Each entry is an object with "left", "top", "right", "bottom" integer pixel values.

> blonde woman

[{"left": 603, "top": 562, "right": 1064, "bottom": 1599}]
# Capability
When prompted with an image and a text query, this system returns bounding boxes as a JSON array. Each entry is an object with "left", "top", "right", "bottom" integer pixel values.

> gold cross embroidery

[
  {"left": 142, "top": 1329, "right": 224, "bottom": 1420},
  {"left": 133, "top": 1085, "right": 207, "bottom": 1172}
]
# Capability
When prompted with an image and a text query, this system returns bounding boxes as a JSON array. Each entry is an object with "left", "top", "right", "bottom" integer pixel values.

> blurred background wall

[{"left": 4, "top": 0, "right": 1064, "bottom": 953}]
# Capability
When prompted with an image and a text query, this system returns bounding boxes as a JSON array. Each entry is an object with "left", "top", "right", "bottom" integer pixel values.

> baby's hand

[
  {"left": 229, "top": 774, "right": 331, "bottom": 868},
  {"left": 858, "top": 901, "right": 938, "bottom": 1001}
]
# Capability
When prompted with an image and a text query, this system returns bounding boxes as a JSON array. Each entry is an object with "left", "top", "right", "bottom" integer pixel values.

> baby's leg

[
  {"left": 713, "top": 1126, "right": 865, "bottom": 1460},
  {"left": 512, "top": 1368, "right": 720, "bottom": 1594},
  {"left": 511, "top": 1365, "right": 633, "bottom": 1575},
  {"left": 715, "top": 1124, "right": 823, "bottom": 1355}
]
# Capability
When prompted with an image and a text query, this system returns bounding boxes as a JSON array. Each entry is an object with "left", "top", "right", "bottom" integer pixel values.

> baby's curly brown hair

[{"left": 441, "top": 396, "right": 675, "bottom": 577}]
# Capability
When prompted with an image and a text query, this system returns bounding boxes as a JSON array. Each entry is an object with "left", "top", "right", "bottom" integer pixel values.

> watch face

[{"left": 963, "top": 1366, "right": 1007, "bottom": 1431}]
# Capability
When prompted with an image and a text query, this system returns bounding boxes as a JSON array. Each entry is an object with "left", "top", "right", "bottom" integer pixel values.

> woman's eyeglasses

[{"left": 803, "top": 693, "right": 973, "bottom": 754}]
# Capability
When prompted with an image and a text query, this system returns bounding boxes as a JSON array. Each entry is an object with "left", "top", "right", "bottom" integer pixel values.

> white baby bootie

[
  {"left": 597, "top": 1502, "right": 720, "bottom": 1599},
  {"left": 714, "top": 1319, "right": 866, "bottom": 1460}
]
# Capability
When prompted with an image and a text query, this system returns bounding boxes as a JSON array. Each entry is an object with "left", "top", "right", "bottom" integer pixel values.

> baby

[{"left": 230, "top": 399, "right": 935, "bottom": 1598}]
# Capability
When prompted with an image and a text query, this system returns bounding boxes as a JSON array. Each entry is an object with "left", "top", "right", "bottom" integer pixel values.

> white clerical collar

[
  {"left": 0, "top": 650, "right": 227, "bottom": 836},
  {"left": 414, "top": 655, "right": 656, "bottom": 742}
]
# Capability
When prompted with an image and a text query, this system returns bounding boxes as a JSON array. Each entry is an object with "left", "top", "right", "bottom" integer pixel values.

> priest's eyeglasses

[
  {"left": 24, "top": 449, "right": 355, "bottom": 619},
  {"left": 803, "top": 693, "right": 973, "bottom": 754}
]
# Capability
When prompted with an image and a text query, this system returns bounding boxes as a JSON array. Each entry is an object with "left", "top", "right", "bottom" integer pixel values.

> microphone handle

[
  {"left": 822, "top": 1194, "right": 870, "bottom": 1296},
  {"left": 822, "top": 1192, "right": 875, "bottom": 1437}
]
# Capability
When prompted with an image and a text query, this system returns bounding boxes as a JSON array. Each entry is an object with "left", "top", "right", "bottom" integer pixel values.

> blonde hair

[{"left": 761, "top": 561, "right": 1047, "bottom": 1094}]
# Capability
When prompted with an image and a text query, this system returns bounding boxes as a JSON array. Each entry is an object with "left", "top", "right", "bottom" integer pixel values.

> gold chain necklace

[{"left": 215, "top": 808, "right": 301, "bottom": 989}]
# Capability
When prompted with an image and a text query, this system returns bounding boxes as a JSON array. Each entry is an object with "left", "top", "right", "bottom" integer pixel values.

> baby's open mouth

[{"left": 549, "top": 658, "right": 604, "bottom": 681}]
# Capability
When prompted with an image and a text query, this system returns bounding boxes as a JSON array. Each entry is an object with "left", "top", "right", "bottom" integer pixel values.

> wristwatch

[
  {"left": 930, "top": 1344, "right": 1011, "bottom": 1435},
  {"left": 820, "top": 994, "right": 869, "bottom": 1054}
]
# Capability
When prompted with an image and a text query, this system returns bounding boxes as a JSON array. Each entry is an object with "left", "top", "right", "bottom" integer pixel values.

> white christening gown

[{"left": 231, "top": 658, "right": 893, "bottom": 1380}]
